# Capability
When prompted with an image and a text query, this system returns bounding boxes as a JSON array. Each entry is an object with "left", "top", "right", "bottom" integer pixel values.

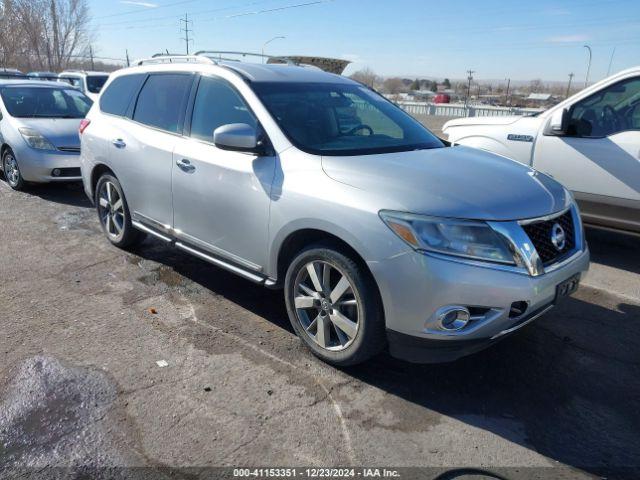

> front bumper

[
  {"left": 371, "top": 245, "right": 590, "bottom": 363},
  {"left": 14, "top": 148, "right": 81, "bottom": 183}
]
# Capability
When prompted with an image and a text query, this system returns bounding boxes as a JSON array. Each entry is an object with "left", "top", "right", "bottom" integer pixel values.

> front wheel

[
  {"left": 2, "top": 148, "right": 26, "bottom": 190},
  {"left": 95, "top": 174, "right": 145, "bottom": 248},
  {"left": 284, "top": 244, "right": 386, "bottom": 366}
]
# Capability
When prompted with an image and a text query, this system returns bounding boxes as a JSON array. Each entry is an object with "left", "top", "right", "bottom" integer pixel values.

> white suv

[
  {"left": 58, "top": 71, "right": 110, "bottom": 102},
  {"left": 79, "top": 54, "right": 589, "bottom": 366}
]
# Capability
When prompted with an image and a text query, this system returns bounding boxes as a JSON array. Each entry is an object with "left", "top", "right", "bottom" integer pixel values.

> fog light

[
  {"left": 509, "top": 301, "right": 528, "bottom": 319},
  {"left": 52, "top": 168, "right": 61, "bottom": 177},
  {"left": 438, "top": 307, "right": 471, "bottom": 331}
]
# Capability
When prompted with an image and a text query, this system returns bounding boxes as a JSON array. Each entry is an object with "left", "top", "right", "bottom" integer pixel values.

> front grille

[
  {"left": 522, "top": 210, "right": 575, "bottom": 265},
  {"left": 58, "top": 146, "right": 81, "bottom": 154}
]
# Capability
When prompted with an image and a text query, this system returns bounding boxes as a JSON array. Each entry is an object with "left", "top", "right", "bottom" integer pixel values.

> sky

[{"left": 88, "top": 0, "right": 640, "bottom": 82}]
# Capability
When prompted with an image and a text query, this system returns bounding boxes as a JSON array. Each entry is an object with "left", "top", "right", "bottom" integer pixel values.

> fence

[{"left": 395, "top": 101, "right": 543, "bottom": 118}]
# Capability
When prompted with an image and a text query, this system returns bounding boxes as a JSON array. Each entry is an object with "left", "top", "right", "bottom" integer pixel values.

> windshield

[
  {"left": 87, "top": 75, "right": 108, "bottom": 93},
  {"left": 252, "top": 82, "right": 444, "bottom": 156},
  {"left": 0, "top": 86, "right": 92, "bottom": 118}
]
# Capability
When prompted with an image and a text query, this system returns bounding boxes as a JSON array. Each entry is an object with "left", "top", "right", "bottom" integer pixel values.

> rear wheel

[
  {"left": 2, "top": 148, "right": 25, "bottom": 191},
  {"left": 95, "top": 174, "right": 144, "bottom": 248},
  {"left": 284, "top": 244, "right": 385, "bottom": 366}
]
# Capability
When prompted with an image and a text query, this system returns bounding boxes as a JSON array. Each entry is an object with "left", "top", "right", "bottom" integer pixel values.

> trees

[
  {"left": 382, "top": 77, "right": 405, "bottom": 95},
  {"left": 0, "top": 0, "right": 91, "bottom": 72},
  {"left": 443, "top": 78, "right": 451, "bottom": 89},
  {"left": 410, "top": 78, "right": 420, "bottom": 90},
  {"left": 350, "top": 67, "right": 379, "bottom": 88}
]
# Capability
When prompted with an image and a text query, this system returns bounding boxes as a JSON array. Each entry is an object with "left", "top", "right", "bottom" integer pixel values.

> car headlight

[
  {"left": 380, "top": 210, "right": 516, "bottom": 264},
  {"left": 18, "top": 127, "right": 56, "bottom": 150}
]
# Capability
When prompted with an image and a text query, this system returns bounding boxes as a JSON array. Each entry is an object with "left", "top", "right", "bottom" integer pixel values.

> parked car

[
  {"left": 80, "top": 55, "right": 589, "bottom": 366},
  {"left": 433, "top": 93, "right": 450, "bottom": 104},
  {"left": 58, "top": 71, "right": 109, "bottom": 102},
  {"left": 0, "top": 80, "right": 92, "bottom": 190},
  {"left": 0, "top": 68, "right": 26, "bottom": 80},
  {"left": 27, "top": 71, "right": 60, "bottom": 82},
  {"left": 443, "top": 67, "right": 640, "bottom": 235}
]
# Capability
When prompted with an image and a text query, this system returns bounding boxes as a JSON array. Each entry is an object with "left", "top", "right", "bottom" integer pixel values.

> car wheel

[
  {"left": 2, "top": 148, "right": 26, "bottom": 190},
  {"left": 284, "top": 244, "right": 386, "bottom": 366},
  {"left": 95, "top": 174, "right": 145, "bottom": 248}
]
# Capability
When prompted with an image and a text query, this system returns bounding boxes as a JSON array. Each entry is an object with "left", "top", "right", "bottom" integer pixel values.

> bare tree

[
  {"left": 350, "top": 67, "right": 379, "bottom": 88},
  {"left": 382, "top": 77, "right": 405, "bottom": 95},
  {"left": 2, "top": 0, "right": 91, "bottom": 72}
]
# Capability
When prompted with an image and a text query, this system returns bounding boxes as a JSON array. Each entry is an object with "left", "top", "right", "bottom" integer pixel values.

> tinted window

[
  {"left": 568, "top": 76, "right": 640, "bottom": 137},
  {"left": 87, "top": 75, "right": 109, "bottom": 93},
  {"left": 191, "top": 76, "right": 256, "bottom": 142},
  {"left": 100, "top": 74, "right": 146, "bottom": 116},
  {"left": 61, "top": 76, "right": 82, "bottom": 89},
  {"left": 133, "top": 74, "right": 192, "bottom": 133},
  {"left": 252, "top": 82, "right": 443, "bottom": 156},
  {"left": 0, "top": 86, "right": 92, "bottom": 118}
]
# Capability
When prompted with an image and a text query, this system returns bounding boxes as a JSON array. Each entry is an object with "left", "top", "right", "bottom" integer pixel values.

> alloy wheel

[
  {"left": 4, "top": 153, "right": 20, "bottom": 187},
  {"left": 293, "top": 260, "right": 361, "bottom": 351},
  {"left": 98, "top": 181, "right": 125, "bottom": 239}
]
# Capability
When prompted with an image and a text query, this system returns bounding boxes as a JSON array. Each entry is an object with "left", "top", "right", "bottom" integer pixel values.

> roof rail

[
  {"left": 195, "top": 50, "right": 297, "bottom": 66},
  {"left": 134, "top": 54, "right": 216, "bottom": 66}
]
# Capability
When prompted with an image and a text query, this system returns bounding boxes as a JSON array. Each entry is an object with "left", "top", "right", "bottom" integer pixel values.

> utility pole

[
  {"left": 180, "top": 13, "right": 193, "bottom": 55},
  {"left": 89, "top": 45, "right": 95, "bottom": 70},
  {"left": 566, "top": 73, "right": 574, "bottom": 98},
  {"left": 583, "top": 44, "right": 592, "bottom": 88},
  {"left": 126, "top": 49, "right": 130, "bottom": 67},
  {"left": 465, "top": 69, "right": 475, "bottom": 107},
  {"left": 505, "top": 78, "right": 511, "bottom": 106}
]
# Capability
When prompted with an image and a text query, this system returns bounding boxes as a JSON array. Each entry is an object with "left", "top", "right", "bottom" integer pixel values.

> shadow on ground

[
  {"left": 586, "top": 226, "right": 640, "bottom": 275},
  {"left": 129, "top": 232, "right": 640, "bottom": 478}
]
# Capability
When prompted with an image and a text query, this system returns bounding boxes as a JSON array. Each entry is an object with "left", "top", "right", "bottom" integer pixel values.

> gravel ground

[{"left": 0, "top": 171, "right": 638, "bottom": 479}]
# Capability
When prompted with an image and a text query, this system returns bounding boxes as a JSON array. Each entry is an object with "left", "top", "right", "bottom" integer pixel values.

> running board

[
  {"left": 175, "top": 242, "right": 274, "bottom": 286},
  {"left": 132, "top": 221, "right": 172, "bottom": 242},
  {"left": 132, "top": 220, "right": 277, "bottom": 287}
]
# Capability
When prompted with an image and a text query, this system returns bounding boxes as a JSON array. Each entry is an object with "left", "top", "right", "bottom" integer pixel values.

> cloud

[
  {"left": 119, "top": 1, "right": 158, "bottom": 7},
  {"left": 546, "top": 34, "right": 589, "bottom": 43}
]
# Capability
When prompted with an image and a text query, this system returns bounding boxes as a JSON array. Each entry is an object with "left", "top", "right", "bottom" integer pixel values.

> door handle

[
  {"left": 112, "top": 139, "right": 126, "bottom": 149},
  {"left": 176, "top": 158, "right": 196, "bottom": 173}
]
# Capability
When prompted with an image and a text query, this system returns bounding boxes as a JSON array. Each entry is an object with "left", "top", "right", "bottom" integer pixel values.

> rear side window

[
  {"left": 100, "top": 74, "right": 145, "bottom": 116},
  {"left": 133, "top": 74, "right": 193, "bottom": 134},
  {"left": 190, "top": 76, "right": 256, "bottom": 142}
]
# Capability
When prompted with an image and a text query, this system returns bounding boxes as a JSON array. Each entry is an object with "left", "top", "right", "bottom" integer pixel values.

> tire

[
  {"left": 2, "top": 148, "right": 26, "bottom": 191},
  {"left": 94, "top": 174, "right": 145, "bottom": 249},
  {"left": 284, "top": 243, "right": 386, "bottom": 366}
]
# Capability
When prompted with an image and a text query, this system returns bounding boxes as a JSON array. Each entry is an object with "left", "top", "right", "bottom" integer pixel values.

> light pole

[
  {"left": 262, "top": 36, "right": 286, "bottom": 63},
  {"left": 583, "top": 44, "right": 592, "bottom": 88},
  {"left": 505, "top": 78, "right": 511, "bottom": 106}
]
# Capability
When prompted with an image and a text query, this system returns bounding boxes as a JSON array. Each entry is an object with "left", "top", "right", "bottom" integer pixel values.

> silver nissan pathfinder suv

[{"left": 80, "top": 53, "right": 589, "bottom": 366}]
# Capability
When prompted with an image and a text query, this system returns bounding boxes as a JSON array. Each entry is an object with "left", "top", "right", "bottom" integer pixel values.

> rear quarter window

[{"left": 99, "top": 74, "right": 146, "bottom": 116}]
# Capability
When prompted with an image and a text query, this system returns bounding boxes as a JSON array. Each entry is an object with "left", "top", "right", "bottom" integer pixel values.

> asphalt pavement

[{"left": 0, "top": 173, "right": 638, "bottom": 479}]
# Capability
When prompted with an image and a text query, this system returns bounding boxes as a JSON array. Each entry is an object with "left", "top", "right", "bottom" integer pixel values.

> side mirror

[
  {"left": 545, "top": 108, "right": 569, "bottom": 136},
  {"left": 213, "top": 123, "right": 263, "bottom": 154}
]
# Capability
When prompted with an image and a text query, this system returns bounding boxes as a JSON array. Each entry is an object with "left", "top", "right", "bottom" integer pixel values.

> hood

[
  {"left": 443, "top": 115, "right": 524, "bottom": 129},
  {"left": 15, "top": 118, "right": 81, "bottom": 149},
  {"left": 322, "top": 146, "right": 570, "bottom": 221}
]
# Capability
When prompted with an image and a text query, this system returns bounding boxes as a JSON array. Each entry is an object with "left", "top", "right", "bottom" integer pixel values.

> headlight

[
  {"left": 380, "top": 210, "right": 516, "bottom": 264},
  {"left": 18, "top": 127, "right": 56, "bottom": 150}
]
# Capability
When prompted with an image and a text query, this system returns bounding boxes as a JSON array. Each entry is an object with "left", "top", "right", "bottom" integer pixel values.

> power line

[
  {"left": 93, "top": 0, "right": 279, "bottom": 28},
  {"left": 180, "top": 13, "right": 193, "bottom": 55}
]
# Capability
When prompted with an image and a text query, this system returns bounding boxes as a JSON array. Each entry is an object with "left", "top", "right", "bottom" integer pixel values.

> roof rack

[
  {"left": 195, "top": 50, "right": 297, "bottom": 66},
  {"left": 134, "top": 54, "right": 217, "bottom": 66}
]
